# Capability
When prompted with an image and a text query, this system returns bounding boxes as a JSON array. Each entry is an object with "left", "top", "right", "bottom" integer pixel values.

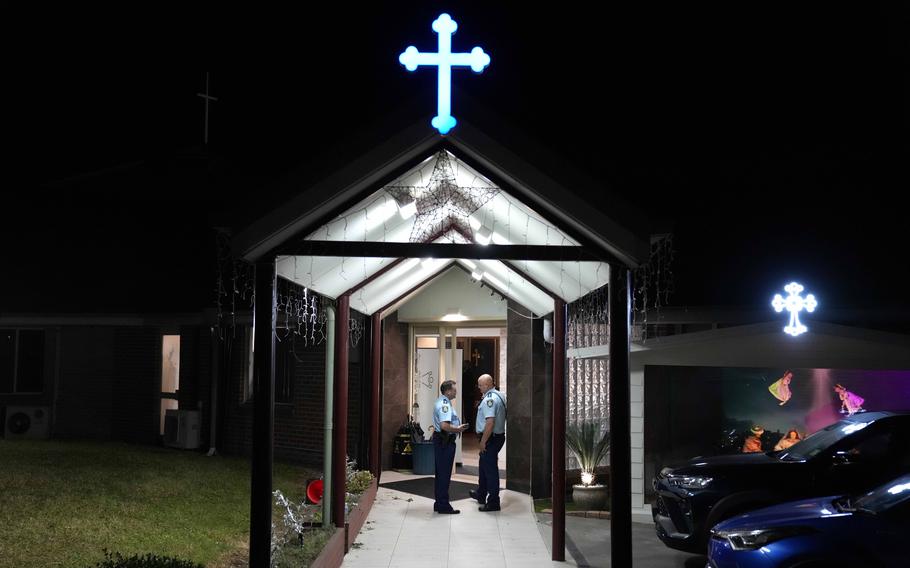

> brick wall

[
  {"left": 53, "top": 326, "right": 159, "bottom": 444},
  {"left": 381, "top": 310, "right": 409, "bottom": 469},
  {"left": 219, "top": 301, "right": 369, "bottom": 468},
  {"left": 111, "top": 327, "right": 160, "bottom": 444}
]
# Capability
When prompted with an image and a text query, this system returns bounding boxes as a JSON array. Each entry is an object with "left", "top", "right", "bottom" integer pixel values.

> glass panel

[
  {"left": 160, "top": 398, "right": 178, "bottom": 435},
  {"left": 161, "top": 335, "right": 180, "bottom": 394},
  {"left": 16, "top": 330, "right": 45, "bottom": 393},
  {"left": 275, "top": 338, "right": 294, "bottom": 404},
  {"left": 0, "top": 329, "right": 14, "bottom": 393},
  {"left": 416, "top": 336, "right": 438, "bottom": 349}
]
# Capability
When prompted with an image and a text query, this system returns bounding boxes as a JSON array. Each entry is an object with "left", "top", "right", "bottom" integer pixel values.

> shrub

[{"left": 90, "top": 551, "right": 204, "bottom": 568}]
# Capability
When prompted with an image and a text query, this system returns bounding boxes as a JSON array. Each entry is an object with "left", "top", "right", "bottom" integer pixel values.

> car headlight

[
  {"left": 711, "top": 526, "right": 816, "bottom": 551},
  {"left": 666, "top": 475, "right": 713, "bottom": 490}
]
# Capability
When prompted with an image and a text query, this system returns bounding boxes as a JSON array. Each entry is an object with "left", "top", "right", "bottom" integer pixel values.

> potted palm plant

[{"left": 566, "top": 422, "right": 610, "bottom": 510}]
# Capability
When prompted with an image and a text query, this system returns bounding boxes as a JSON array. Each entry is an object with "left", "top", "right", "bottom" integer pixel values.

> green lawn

[{"left": 0, "top": 440, "right": 322, "bottom": 568}]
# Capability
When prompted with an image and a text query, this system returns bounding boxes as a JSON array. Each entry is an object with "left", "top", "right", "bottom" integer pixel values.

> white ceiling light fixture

[
  {"left": 365, "top": 199, "right": 400, "bottom": 231},
  {"left": 441, "top": 310, "right": 469, "bottom": 322},
  {"left": 470, "top": 271, "right": 484, "bottom": 281},
  {"left": 397, "top": 198, "right": 418, "bottom": 220},
  {"left": 475, "top": 226, "right": 492, "bottom": 245}
]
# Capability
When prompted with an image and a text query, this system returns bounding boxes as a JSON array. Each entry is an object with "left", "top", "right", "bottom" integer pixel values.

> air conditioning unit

[
  {"left": 4, "top": 406, "right": 51, "bottom": 440},
  {"left": 163, "top": 409, "right": 201, "bottom": 450}
]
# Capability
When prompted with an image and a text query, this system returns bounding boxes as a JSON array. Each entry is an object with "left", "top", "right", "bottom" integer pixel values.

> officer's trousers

[
  {"left": 433, "top": 433, "right": 456, "bottom": 512},
  {"left": 476, "top": 433, "right": 505, "bottom": 505}
]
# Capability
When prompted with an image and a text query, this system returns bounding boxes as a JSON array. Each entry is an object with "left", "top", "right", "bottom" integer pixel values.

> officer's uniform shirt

[
  {"left": 433, "top": 394, "right": 461, "bottom": 432},
  {"left": 476, "top": 388, "right": 506, "bottom": 434}
]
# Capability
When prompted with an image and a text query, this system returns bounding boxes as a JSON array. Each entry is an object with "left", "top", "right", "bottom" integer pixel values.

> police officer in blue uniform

[
  {"left": 433, "top": 379, "right": 469, "bottom": 514},
  {"left": 470, "top": 373, "right": 506, "bottom": 511}
]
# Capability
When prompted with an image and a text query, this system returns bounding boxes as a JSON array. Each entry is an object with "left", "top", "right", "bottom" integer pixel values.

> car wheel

[{"left": 703, "top": 491, "right": 779, "bottom": 541}]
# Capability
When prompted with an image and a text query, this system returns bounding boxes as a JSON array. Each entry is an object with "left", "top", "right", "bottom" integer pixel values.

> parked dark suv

[{"left": 652, "top": 411, "right": 910, "bottom": 554}]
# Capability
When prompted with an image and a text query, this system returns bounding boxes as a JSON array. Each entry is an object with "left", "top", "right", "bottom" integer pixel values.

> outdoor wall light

[{"left": 475, "top": 226, "right": 492, "bottom": 245}]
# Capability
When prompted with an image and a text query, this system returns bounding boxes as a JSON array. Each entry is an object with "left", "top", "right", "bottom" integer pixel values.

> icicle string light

[{"left": 632, "top": 233, "right": 675, "bottom": 341}]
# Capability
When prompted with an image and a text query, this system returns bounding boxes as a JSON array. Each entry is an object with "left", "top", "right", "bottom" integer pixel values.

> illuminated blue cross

[
  {"left": 399, "top": 13, "right": 491, "bottom": 135},
  {"left": 772, "top": 282, "right": 818, "bottom": 337}
]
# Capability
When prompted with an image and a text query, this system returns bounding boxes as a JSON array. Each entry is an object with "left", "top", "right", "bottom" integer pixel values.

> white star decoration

[{"left": 387, "top": 151, "right": 500, "bottom": 243}]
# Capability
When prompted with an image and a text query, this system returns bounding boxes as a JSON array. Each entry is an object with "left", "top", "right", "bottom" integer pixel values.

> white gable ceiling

[{"left": 277, "top": 150, "right": 609, "bottom": 316}]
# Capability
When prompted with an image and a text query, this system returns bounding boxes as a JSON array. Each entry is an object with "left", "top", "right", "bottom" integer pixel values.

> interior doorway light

[{"left": 441, "top": 311, "right": 469, "bottom": 322}]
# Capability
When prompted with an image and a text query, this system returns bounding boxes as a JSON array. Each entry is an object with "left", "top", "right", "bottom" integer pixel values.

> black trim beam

[
  {"left": 275, "top": 241, "right": 610, "bottom": 262},
  {"left": 608, "top": 267, "right": 632, "bottom": 568}
]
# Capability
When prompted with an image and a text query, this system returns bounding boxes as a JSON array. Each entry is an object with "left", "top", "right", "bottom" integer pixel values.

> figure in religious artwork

[
  {"left": 768, "top": 370, "right": 794, "bottom": 406},
  {"left": 742, "top": 426, "right": 765, "bottom": 453},
  {"left": 834, "top": 384, "right": 865, "bottom": 415},
  {"left": 774, "top": 429, "right": 802, "bottom": 451}
]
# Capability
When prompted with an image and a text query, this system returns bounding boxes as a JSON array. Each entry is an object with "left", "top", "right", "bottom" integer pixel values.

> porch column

[
  {"left": 250, "top": 258, "right": 277, "bottom": 568},
  {"left": 333, "top": 294, "right": 351, "bottom": 528},
  {"left": 551, "top": 298, "right": 567, "bottom": 561},
  {"left": 609, "top": 267, "right": 632, "bottom": 567},
  {"left": 370, "top": 312, "right": 382, "bottom": 478}
]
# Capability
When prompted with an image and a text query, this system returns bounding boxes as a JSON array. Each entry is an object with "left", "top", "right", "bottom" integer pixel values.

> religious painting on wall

[{"left": 643, "top": 365, "right": 910, "bottom": 500}]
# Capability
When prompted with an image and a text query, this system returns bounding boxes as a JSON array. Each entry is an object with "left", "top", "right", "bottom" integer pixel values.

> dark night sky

[{"left": 5, "top": 3, "right": 909, "bottom": 316}]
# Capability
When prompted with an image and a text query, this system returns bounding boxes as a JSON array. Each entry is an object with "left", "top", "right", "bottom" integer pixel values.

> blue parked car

[{"left": 708, "top": 473, "right": 910, "bottom": 568}]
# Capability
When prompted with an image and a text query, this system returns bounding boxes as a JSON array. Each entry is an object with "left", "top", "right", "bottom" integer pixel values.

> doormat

[{"left": 380, "top": 477, "right": 476, "bottom": 502}]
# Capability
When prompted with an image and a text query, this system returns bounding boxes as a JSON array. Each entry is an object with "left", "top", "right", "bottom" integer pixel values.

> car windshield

[
  {"left": 854, "top": 474, "right": 910, "bottom": 514},
  {"left": 776, "top": 418, "right": 874, "bottom": 461}
]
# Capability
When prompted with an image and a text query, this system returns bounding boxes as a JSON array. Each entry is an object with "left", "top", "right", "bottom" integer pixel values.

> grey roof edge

[
  {"left": 233, "top": 119, "right": 649, "bottom": 268},
  {"left": 633, "top": 320, "right": 910, "bottom": 352},
  {"left": 234, "top": 120, "right": 440, "bottom": 261},
  {"left": 449, "top": 121, "right": 648, "bottom": 267}
]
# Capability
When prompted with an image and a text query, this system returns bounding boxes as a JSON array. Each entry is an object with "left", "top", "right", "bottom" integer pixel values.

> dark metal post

[
  {"left": 609, "top": 267, "right": 632, "bottom": 567},
  {"left": 207, "top": 326, "right": 220, "bottom": 455},
  {"left": 552, "top": 298, "right": 567, "bottom": 561},
  {"left": 333, "top": 294, "right": 351, "bottom": 528},
  {"left": 249, "top": 259, "right": 277, "bottom": 568},
  {"left": 370, "top": 313, "right": 382, "bottom": 479}
]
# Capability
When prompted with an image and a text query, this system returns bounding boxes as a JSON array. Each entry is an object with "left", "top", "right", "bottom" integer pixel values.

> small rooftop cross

[
  {"left": 197, "top": 72, "right": 218, "bottom": 145},
  {"left": 399, "top": 13, "right": 491, "bottom": 135},
  {"left": 772, "top": 282, "right": 817, "bottom": 337}
]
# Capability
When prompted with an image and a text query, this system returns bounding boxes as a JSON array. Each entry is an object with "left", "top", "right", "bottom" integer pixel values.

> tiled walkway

[{"left": 343, "top": 471, "right": 568, "bottom": 567}]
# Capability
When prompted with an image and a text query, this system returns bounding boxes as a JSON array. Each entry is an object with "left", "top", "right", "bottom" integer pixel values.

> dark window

[
  {"left": 275, "top": 337, "right": 295, "bottom": 404},
  {"left": 0, "top": 329, "right": 46, "bottom": 393}
]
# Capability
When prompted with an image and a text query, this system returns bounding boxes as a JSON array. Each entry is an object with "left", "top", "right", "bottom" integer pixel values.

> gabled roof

[
  {"left": 233, "top": 115, "right": 649, "bottom": 316},
  {"left": 234, "top": 116, "right": 648, "bottom": 266}
]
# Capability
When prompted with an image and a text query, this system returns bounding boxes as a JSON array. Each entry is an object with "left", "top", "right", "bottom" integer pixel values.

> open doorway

[
  {"left": 455, "top": 328, "right": 506, "bottom": 478},
  {"left": 159, "top": 334, "right": 180, "bottom": 435}
]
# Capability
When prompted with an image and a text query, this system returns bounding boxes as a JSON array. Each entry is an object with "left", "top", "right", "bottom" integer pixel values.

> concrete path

[
  {"left": 342, "top": 471, "right": 565, "bottom": 567},
  {"left": 342, "top": 470, "right": 707, "bottom": 567}
]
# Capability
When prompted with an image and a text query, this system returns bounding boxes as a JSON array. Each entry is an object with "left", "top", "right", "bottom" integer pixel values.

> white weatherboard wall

[
  {"left": 629, "top": 321, "right": 910, "bottom": 523},
  {"left": 398, "top": 268, "right": 508, "bottom": 322}
]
